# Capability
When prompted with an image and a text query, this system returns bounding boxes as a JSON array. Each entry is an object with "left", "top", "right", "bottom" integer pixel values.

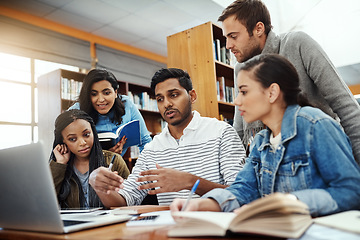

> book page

[
  {"left": 169, "top": 212, "right": 236, "bottom": 237},
  {"left": 314, "top": 210, "right": 360, "bottom": 234},
  {"left": 230, "top": 193, "right": 309, "bottom": 224}
]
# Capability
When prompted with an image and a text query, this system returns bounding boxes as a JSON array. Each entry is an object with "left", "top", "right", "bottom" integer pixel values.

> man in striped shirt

[{"left": 89, "top": 68, "right": 246, "bottom": 207}]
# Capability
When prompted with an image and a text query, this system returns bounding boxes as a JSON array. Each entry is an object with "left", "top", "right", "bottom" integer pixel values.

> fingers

[
  {"left": 136, "top": 180, "right": 157, "bottom": 189},
  {"left": 234, "top": 204, "right": 249, "bottom": 214},
  {"left": 120, "top": 136, "right": 127, "bottom": 144},
  {"left": 170, "top": 199, "right": 186, "bottom": 212},
  {"left": 139, "top": 169, "right": 160, "bottom": 177},
  {"left": 54, "top": 144, "right": 67, "bottom": 155},
  {"left": 89, "top": 167, "right": 124, "bottom": 194},
  {"left": 136, "top": 175, "right": 160, "bottom": 183},
  {"left": 109, "top": 144, "right": 123, "bottom": 155},
  {"left": 53, "top": 144, "right": 70, "bottom": 164}
]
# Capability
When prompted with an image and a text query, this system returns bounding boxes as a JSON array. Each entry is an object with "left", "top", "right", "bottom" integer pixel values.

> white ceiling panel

[
  {"left": 110, "top": 14, "right": 168, "bottom": 38},
  {"left": 135, "top": 1, "right": 197, "bottom": 29},
  {"left": 44, "top": 9, "right": 103, "bottom": 32},
  {"left": 99, "top": 0, "right": 160, "bottom": 13},
  {"left": 61, "top": 0, "right": 129, "bottom": 24},
  {"left": 34, "top": 0, "right": 73, "bottom": 8}
]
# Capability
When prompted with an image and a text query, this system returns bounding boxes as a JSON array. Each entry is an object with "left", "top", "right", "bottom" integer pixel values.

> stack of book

[
  {"left": 127, "top": 91, "right": 158, "bottom": 112},
  {"left": 216, "top": 76, "right": 235, "bottom": 103},
  {"left": 213, "top": 39, "right": 235, "bottom": 66},
  {"left": 61, "top": 77, "right": 82, "bottom": 101}
]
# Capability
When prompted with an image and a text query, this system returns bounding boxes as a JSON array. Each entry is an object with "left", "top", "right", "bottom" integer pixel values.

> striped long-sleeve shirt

[{"left": 118, "top": 111, "right": 246, "bottom": 206}]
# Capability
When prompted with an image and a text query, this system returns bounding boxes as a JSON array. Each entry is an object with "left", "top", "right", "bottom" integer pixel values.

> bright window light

[{"left": 0, "top": 52, "right": 31, "bottom": 83}]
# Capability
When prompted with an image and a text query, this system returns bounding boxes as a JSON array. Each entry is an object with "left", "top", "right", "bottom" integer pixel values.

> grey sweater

[{"left": 233, "top": 30, "right": 360, "bottom": 164}]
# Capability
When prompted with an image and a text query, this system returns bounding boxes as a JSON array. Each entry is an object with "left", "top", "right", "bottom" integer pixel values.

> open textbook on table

[{"left": 169, "top": 193, "right": 313, "bottom": 239}]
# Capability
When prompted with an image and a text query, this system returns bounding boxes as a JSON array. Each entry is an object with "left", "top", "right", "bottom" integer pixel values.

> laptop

[{"left": 0, "top": 142, "right": 132, "bottom": 233}]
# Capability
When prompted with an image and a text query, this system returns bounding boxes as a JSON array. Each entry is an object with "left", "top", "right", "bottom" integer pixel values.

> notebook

[{"left": 0, "top": 142, "right": 132, "bottom": 233}]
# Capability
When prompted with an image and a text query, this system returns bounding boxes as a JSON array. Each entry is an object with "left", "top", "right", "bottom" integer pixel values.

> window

[{"left": 0, "top": 52, "right": 79, "bottom": 150}]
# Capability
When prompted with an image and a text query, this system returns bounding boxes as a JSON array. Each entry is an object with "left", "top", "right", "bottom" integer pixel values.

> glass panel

[
  {"left": 34, "top": 126, "right": 38, "bottom": 143},
  {"left": 0, "top": 125, "right": 32, "bottom": 150},
  {"left": 34, "top": 59, "right": 80, "bottom": 83},
  {"left": 0, "top": 82, "right": 31, "bottom": 123},
  {"left": 0, "top": 52, "right": 31, "bottom": 83},
  {"left": 34, "top": 87, "right": 38, "bottom": 123}
]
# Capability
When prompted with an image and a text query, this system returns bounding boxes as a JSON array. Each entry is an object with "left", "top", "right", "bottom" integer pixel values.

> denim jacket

[
  {"left": 203, "top": 105, "right": 360, "bottom": 217},
  {"left": 70, "top": 95, "right": 152, "bottom": 155}
]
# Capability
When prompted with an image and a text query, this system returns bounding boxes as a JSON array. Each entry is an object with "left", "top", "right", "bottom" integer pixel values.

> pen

[
  {"left": 108, "top": 155, "right": 116, "bottom": 171},
  {"left": 181, "top": 179, "right": 200, "bottom": 211}
]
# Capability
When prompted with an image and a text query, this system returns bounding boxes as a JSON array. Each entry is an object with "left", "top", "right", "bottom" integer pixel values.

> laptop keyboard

[{"left": 63, "top": 219, "right": 90, "bottom": 226}]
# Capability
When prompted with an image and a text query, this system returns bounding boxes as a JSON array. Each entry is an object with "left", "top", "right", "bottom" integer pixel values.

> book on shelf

[
  {"left": 168, "top": 193, "right": 313, "bottom": 239},
  {"left": 217, "top": 76, "right": 226, "bottom": 102},
  {"left": 213, "top": 40, "right": 218, "bottom": 61},
  {"left": 215, "top": 39, "right": 221, "bottom": 62},
  {"left": 61, "top": 77, "right": 82, "bottom": 101},
  {"left": 220, "top": 46, "right": 227, "bottom": 64},
  {"left": 216, "top": 76, "right": 235, "bottom": 103},
  {"left": 213, "top": 38, "right": 235, "bottom": 66},
  {"left": 98, "top": 120, "right": 141, "bottom": 150},
  {"left": 127, "top": 91, "right": 158, "bottom": 112}
]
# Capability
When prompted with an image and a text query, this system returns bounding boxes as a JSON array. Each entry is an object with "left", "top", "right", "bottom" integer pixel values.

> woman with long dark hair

[
  {"left": 69, "top": 69, "right": 152, "bottom": 155},
  {"left": 171, "top": 54, "right": 360, "bottom": 217},
  {"left": 49, "top": 109, "right": 129, "bottom": 209}
]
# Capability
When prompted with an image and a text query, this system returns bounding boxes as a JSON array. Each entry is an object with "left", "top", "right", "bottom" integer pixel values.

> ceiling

[{"left": 1, "top": 0, "right": 360, "bottom": 85}]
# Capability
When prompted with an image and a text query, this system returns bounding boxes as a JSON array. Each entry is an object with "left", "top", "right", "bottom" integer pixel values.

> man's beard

[
  {"left": 169, "top": 101, "right": 192, "bottom": 126},
  {"left": 237, "top": 37, "right": 263, "bottom": 63}
]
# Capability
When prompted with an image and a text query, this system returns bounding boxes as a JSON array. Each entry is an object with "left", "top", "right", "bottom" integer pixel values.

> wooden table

[
  {"left": 2, "top": 205, "right": 358, "bottom": 240},
  {"left": 2, "top": 221, "right": 360, "bottom": 240},
  {"left": 0, "top": 223, "right": 283, "bottom": 240},
  {"left": 0, "top": 205, "right": 282, "bottom": 240}
]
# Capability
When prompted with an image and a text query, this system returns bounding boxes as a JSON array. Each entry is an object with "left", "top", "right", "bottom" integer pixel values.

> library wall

[
  {"left": 96, "top": 44, "right": 166, "bottom": 87},
  {"left": 0, "top": 15, "right": 92, "bottom": 69}
]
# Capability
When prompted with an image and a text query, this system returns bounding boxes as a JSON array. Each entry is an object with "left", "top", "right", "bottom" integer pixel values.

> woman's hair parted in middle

[
  {"left": 241, "top": 54, "right": 311, "bottom": 107},
  {"left": 50, "top": 109, "right": 106, "bottom": 208},
  {"left": 78, "top": 69, "right": 125, "bottom": 125}
]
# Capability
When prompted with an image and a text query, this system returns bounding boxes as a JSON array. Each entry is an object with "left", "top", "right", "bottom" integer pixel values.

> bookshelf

[
  {"left": 38, "top": 69, "right": 86, "bottom": 158},
  {"left": 167, "top": 22, "right": 235, "bottom": 123},
  {"left": 37, "top": 69, "right": 163, "bottom": 168}
]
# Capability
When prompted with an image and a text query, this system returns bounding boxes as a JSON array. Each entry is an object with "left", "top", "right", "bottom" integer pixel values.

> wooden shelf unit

[
  {"left": 37, "top": 69, "right": 162, "bottom": 164},
  {"left": 167, "top": 21, "right": 235, "bottom": 121}
]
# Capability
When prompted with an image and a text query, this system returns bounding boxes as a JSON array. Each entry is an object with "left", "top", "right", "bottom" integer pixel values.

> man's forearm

[
  {"left": 97, "top": 191, "right": 127, "bottom": 208},
  {"left": 193, "top": 176, "right": 228, "bottom": 196}
]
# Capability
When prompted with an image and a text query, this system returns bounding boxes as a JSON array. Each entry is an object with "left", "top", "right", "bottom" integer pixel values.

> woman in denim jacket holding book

[
  {"left": 69, "top": 69, "right": 152, "bottom": 156},
  {"left": 171, "top": 54, "right": 360, "bottom": 217}
]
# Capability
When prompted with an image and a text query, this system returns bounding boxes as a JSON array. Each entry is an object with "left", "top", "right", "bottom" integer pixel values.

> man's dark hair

[
  {"left": 150, "top": 68, "right": 193, "bottom": 93},
  {"left": 218, "top": 0, "right": 273, "bottom": 36}
]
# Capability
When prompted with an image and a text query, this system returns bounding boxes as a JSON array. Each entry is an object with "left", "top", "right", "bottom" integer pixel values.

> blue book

[{"left": 98, "top": 120, "right": 141, "bottom": 150}]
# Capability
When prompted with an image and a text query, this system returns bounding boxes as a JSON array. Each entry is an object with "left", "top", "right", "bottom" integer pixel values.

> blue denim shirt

[
  {"left": 70, "top": 95, "right": 152, "bottom": 156},
  {"left": 203, "top": 105, "right": 360, "bottom": 217}
]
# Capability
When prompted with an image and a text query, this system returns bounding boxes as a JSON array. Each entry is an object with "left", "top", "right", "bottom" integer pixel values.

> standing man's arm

[{"left": 297, "top": 32, "right": 360, "bottom": 164}]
